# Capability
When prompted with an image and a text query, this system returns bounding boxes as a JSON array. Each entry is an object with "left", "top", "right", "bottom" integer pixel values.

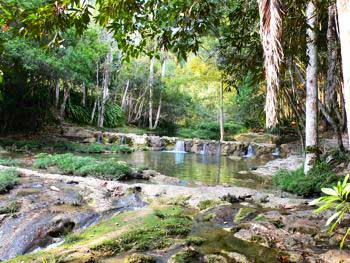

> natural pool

[{"left": 93, "top": 151, "right": 271, "bottom": 189}]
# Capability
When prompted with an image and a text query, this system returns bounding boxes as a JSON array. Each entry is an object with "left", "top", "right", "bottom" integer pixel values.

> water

[
  {"left": 110, "top": 151, "right": 270, "bottom": 189},
  {"left": 244, "top": 144, "right": 255, "bottom": 158},
  {"left": 172, "top": 140, "right": 186, "bottom": 153}
]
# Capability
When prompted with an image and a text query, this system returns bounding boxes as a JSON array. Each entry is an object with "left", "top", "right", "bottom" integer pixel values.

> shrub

[
  {"left": 311, "top": 175, "right": 350, "bottom": 249},
  {"left": 273, "top": 163, "right": 340, "bottom": 197},
  {"left": 0, "top": 169, "right": 20, "bottom": 193},
  {"left": 65, "top": 143, "right": 132, "bottom": 154}
]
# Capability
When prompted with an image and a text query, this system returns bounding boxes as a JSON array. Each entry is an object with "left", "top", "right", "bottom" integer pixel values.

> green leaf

[{"left": 321, "top": 188, "right": 339, "bottom": 197}]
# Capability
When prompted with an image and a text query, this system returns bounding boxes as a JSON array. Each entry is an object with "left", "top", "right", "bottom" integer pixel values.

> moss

[
  {"left": 33, "top": 153, "right": 132, "bottom": 180},
  {"left": 197, "top": 200, "right": 222, "bottom": 211},
  {"left": 234, "top": 207, "right": 256, "bottom": 224},
  {"left": 185, "top": 236, "right": 207, "bottom": 246},
  {"left": 169, "top": 248, "right": 200, "bottom": 263},
  {"left": 253, "top": 214, "right": 267, "bottom": 222},
  {"left": 166, "top": 196, "right": 191, "bottom": 207},
  {"left": 203, "top": 213, "right": 215, "bottom": 222},
  {"left": 124, "top": 253, "right": 156, "bottom": 263},
  {"left": 92, "top": 206, "right": 192, "bottom": 256},
  {"left": 0, "top": 200, "right": 21, "bottom": 214},
  {"left": 0, "top": 169, "right": 20, "bottom": 193}
]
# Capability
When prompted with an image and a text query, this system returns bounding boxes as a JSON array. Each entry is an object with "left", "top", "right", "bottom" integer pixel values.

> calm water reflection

[{"left": 114, "top": 151, "right": 271, "bottom": 189}]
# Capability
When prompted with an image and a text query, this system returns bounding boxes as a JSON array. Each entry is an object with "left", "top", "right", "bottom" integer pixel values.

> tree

[
  {"left": 257, "top": 0, "right": 284, "bottom": 129},
  {"left": 304, "top": 1, "right": 319, "bottom": 175},
  {"left": 337, "top": 0, "right": 350, "bottom": 149}
]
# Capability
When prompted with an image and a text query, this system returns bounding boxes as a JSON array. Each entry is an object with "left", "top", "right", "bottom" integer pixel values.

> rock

[
  {"left": 234, "top": 207, "right": 256, "bottom": 224},
  {"left": 50, "top": 186, "right": 60, "bottom": 192},
  {"left": 234, "top": 133, "right": 279, "bottom": 144},
  {"left": 222, "top": 251, "right": 250, "bottom": 263},
  {"left": 203, "top": 254, "right": 227, "bottom": 263},
  {"left": 252, "top": 155, "right": 303, "bottom": 177},
  {"left": 124, "top": 253, "right": 156, "bottom": 263},
  {"left": 229, "top": 156, "right": 243, "bottom": 161},
  {"left": 320, "top": 250, "right": 350, "bottom": 263},
  {"left": 168, "top": 247, "right": 201, "bottom": 263},
  {"left": 199, "top": 205, "right": 237, "bottom": 226}
]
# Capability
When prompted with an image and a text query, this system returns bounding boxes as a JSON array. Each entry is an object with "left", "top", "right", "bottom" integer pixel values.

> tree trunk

[
  {"left": 337, "top": 0, "right": 350, "bottom": 149},
  {"left": 153, "top": 96, "right": 162, "bottom": 129},
  {"left": 325, "top": 4, "right": 338, "bottom": 112},
  {"left": 257, "top": 0, "right": 283, "bottom": 129},
  {"left": 99, "top": 50, "right": 113, "bottom": 128},
  {"left": 90, "top": 97, "right": 98, "bottom": 124},
  {"left": 219, "top": 79, "right": 225, "bottom": 142},
  {"left": 60, "top": 83, "right": 70, "bottom": 122},
  {"left": 304, "top": 1, "right": 319, "bottom": 175},
  {"left": 121, "top": 80, "right": 130, "bottom": 110},
  {"left": 149, "top": 56, "right": 155, "bottom": 129},
  {"left": 81, "top": 82, "right": 86, "bottom": 107},
  {"left": 55, "top": 79, "right": 60, "bottom": 108}
]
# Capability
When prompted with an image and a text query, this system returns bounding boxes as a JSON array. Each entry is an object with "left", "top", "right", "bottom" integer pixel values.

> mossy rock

[
  {"left": 124, "top": 253, "right": 156, "bottom": 263},
  {"left": 197, "top": 200, "right": 223, "bottom": 211},
  {"left": 185, "top": 236, "right": 207, "bottom": 246},
  {"left": 169, "top": 248, "right": 201, "bottom": 263},
  {"left": 203, "top": 254, "right": 228, "bottom": 263},
  {"left": 234, "top": 207, "right": 256, "bottom": 224}
]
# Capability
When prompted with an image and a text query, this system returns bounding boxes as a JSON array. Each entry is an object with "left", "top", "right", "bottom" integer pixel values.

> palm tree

[
  {"left": 337, "top": 0, "right": 350, "bottom": 149},
  {"left": 257, "top": 0, "right": 283, "bottom": 129}
]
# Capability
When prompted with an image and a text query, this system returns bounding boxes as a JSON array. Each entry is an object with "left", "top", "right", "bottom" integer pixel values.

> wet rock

[
  {"left": 222, "top": 251, "right": 250, "bottom": 263},
  {"left": 234, "top": 207, "right": 257, "bottom": 224},
  {"left": 199, "top": 205, "right": 237, "bottom": 226},
  {"left": 168, "top": 247, "right": 201, "bottom": 263}
]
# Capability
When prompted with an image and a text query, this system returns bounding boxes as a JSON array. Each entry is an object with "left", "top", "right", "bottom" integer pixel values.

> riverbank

[{"left": 2, "top": 164, "right": 349, "bottom": 263}]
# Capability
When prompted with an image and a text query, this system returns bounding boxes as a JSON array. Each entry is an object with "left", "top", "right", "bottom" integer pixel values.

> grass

[
  {"left": 0, "top": 157, "right": 21, "bottom": 166},
  {"left": 197, "top": 200, "right": 223, "bottom": 211},
  {"left": 92, "top": 206, "right": 192, "bottom": 255},
  {"left": 33, "top": 153, "right": 132, "bottom": 180},
  {"left": 0, "top": 138, "right": 133, "bottom": 154},
  {"left": 0, "top": 169, "right": 20, "bottom": 193},
  {"left": 0, "top": 200, "right": 21, "bottom": 214}
]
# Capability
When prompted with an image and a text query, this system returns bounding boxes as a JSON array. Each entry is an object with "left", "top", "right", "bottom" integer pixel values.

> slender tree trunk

[
  {"left": 99, "top": 50, "right": 113, "bottom": 128},
  {"left": 304, "top": 1, "right": 319, "bottom": 175},
  {"left": 81, "top": 82, "right": 86, "bottom": 107},
  {"left": 55, "top": 79, "right": 60, "bottom": 108},
  {"left": 121, "top": 80, "right": 130, "bottom": 110},
  {"left": 326, "top": 4, "right": 338, "bottom": 111},
  {"left": 149, "top": 56, "right": 155, "bottom": 129},
  {"left": 219, "top": 79, "right": 225, "bottom": 142},
  {"left": 60, "top": 83, "right": 70, "bottom": 122},
  {"left": 90, "top": 97, "right": 98, "bottom": 124},
  {"left": 337, "top": 0, "right": 350, "bottom": 149}
]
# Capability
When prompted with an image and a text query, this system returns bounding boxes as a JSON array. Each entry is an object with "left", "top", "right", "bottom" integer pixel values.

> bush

[
  {"left": 66, "top": 143, "right": 132, "bottom": 154},
  {"left": 0, "top": 169, "right": 20, "bottom": 193},
  {"left": 33, "top": 153, "right": 132, "bottom": 180},
  {"left": 0, "top": 157, "right": 21, "bottom": 166},
  {"left": 273, "top": 163, "right": 340, "bottom": 197}
]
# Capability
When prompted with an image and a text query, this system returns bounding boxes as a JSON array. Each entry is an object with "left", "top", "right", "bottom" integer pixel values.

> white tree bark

[
  {"left": 121, "top": 80, "right": 130, "bottom": 110},
  {"left": 55, "top": 79, "right": 60, "bottom": 108},
  {"left": 81, "top": 82, "right": 86, "bottom": 107},
  {"left": 98, "top": 50, "right": 113, "bottom": 128},
  {"left": 219, "top": 79, "right": 225, "bottom": 142},
  {"left": 60, "top": 82, "right": 70, "bottom": 122},
  {"left": 304, "top": 1, "right": 319, "bottom": 175},
  {"left": 149, "top": 56, "right": 155, "bottom": 129},
  {"left": 337, "top": 0, "right": 350, "bottom": 149}
]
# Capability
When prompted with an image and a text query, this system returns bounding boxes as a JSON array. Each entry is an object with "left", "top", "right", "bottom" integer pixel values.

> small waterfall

[
  {"left": 96, "top": 134, "right": 102, "bottom": 144},
  {"left": 244, "top": 144, "right": 255, "bottom": 158},
  {"left": 173, "top": 140, "right": 186, "bottom": 153},
  {"left": 272, "top": 147, "right": 281, "bottom": 157},
  {"left": 200, "top": 143, "right": 208, "bottom": 155},
  {"left": 120, "top": 135, "right": 126, "bottom": 145}
]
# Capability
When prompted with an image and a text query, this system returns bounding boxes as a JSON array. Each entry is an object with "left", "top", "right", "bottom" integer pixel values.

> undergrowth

[{"left": 273, "top": 150, "right": 348, "bottom": 197}]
